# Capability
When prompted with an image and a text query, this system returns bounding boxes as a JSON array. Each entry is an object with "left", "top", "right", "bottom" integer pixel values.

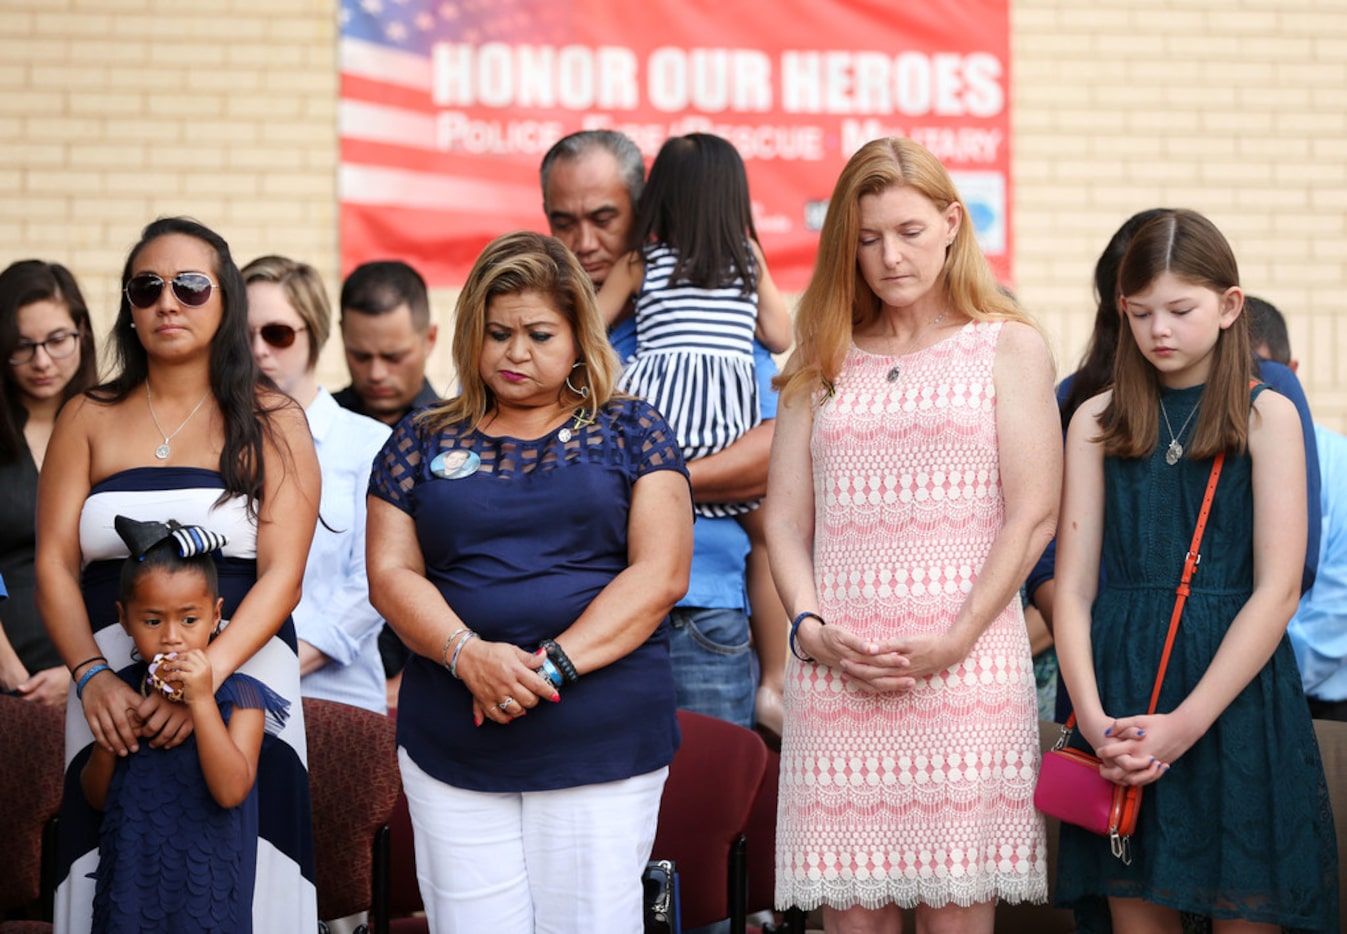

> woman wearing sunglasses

[
  {"left": 243, "top": 254, "right": 392, "bottom": 716},
  {"left": 0, "top": 260, "right": 98, "bottom": 709},
  {"left": 36, "top": 217, "right": 322, "bottom": 932}
]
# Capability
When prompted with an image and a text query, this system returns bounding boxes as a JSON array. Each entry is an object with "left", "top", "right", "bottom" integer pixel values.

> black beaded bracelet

[
  {"left": 539, "top": 639, "right": 579, "bottom": 684},
  {"left": 70, "top": 655, "right": 107, "bottom": 681}
]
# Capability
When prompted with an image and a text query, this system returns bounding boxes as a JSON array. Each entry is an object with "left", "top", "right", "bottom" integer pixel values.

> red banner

[{"left": 339, "top": 0, "right": 1011, "bottom": 290}]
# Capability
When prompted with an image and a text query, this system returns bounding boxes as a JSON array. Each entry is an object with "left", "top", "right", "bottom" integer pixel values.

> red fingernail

[
  {"left": 474, "top": 713, "right": 483, "bottom": 727},
  {"left": 551, "top": 693, "right": 561, "bottom": 702}
]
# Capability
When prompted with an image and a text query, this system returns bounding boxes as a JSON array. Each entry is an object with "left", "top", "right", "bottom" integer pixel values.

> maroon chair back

[
  {"left": 387, "top": 787, "right": 429, "bottom": 932},
  {"left": 744, "top": 747, "right": 781, "bottom": 916},
  {"left": 304, "top": 698, "right": 401, "bottom": 929},
  {"left": 651, "top": 710, "right": 769, "bottom": 931},
  {"left": 0, "top": 696, "right": 64, "bottom": 919}
]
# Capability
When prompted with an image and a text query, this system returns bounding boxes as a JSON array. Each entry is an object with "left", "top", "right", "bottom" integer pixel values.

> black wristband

[
  {"left": 539, "top": 639, "right": 579, "bottom": 684},
  {"left": 70, "top": 655, "right": 108, "bottom": 681}
]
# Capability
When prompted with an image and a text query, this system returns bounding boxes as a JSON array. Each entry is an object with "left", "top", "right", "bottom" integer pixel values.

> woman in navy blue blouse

[{"left": 366, "top": 231, "right": 693, "bottom": 932}]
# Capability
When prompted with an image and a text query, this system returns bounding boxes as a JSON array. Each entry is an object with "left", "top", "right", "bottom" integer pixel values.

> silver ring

[{"left": 498, "top": 696, "right": 516, "bottom": 712}]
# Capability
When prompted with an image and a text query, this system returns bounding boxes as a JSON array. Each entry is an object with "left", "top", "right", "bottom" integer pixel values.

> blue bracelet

[
  {"left": 75, "top": 662, "right": 111, "bottom": 699},
  {"left": 538, "top": 656, "right": 564, "bottom": 690},
  {"left": 789, "top": 612, "right": 826, "bottom": 662}
]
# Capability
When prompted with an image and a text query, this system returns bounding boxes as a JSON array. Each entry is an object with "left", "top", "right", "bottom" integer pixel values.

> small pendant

[
  {"left": 1165, "top": 440, "right": 1183, "bottom": 466},
  {"left": 558, "top": 427, "right": 572, "bottom": 443},
  {"left": 155, "top": 443, "right": 171, "bottom": 460},
  {"left": 430, "top": 449, "right": 481, "bottom": 480},
  {"left": 885, "top": 365, "right": 901, "bottom": 383}
]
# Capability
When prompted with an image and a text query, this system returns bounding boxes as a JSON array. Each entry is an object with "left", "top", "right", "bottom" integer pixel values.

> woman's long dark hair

[
  {"left": 0, "top": 260, "right": 99, "bottom": 463},
  {"left": 630, "top": 133, "right": 759, "bottom": 294},
  {"left": 92, "top": 217, "right": 279, "bottom": 515},
  {"left": 1059, "top": 208, "right": 1172, "bottom": 430}
]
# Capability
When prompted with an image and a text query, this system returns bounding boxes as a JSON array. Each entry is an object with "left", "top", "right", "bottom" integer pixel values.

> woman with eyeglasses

[
  {"left": 243, "top": 254, "right": 391, "bottom": 715},
  {"left": 36, "top": 217, "right": 321, "bottom": 931},
  {"left": 0, "top": 260, "right": 98, "bottom": 708}
]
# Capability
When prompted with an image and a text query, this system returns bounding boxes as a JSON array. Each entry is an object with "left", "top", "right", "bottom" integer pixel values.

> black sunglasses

[
  {"left": 255, "top": 323, "right": 307, "bottom": 349},
  {"left": 124, "top": 272, "right": 218, "bottom": 309}
]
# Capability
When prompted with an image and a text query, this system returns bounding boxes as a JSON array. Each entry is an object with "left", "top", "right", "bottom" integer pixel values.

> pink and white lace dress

[{"left": 775, "top": 320, "right": 1047, "bottom": 911}]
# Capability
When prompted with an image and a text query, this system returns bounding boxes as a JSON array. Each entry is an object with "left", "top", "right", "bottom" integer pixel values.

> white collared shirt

[{"left": 295, "top": 387, "right": 392, "bottom": 713}]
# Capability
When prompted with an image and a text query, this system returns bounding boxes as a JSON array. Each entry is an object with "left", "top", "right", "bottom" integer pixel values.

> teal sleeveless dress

[{"left": 1055, "top": 383, "right": 1338, "bottom": 932}]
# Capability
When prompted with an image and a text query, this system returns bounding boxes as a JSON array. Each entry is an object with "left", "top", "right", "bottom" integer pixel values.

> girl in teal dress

[{"left": 1053, "top": 209, "right": 1337, "bottom": 933}]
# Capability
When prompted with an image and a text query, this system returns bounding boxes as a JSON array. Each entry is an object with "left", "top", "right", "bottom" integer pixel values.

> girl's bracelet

[
  {"left": 75, "top": 663, "right": 111, "bottom": 700},
  {"left": 448, "top": 631, "right": 479, "bottom": 680},
  {"left": 789, "top": 611, "right": 826, "bottom": 662},
  {"left": 70, "top": 655, "right": 107, "bottom": 681}
]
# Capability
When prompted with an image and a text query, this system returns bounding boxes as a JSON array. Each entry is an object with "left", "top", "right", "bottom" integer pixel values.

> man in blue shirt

[
  {"left": 1249, "top": 297, "right": 1346, "bottom": 720},
  {"left": 541, "top": 130, "right": 778, "bottom": 730}
]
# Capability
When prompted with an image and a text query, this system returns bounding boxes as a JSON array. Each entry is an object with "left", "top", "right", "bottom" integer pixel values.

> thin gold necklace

[
  {"left": 885, "top": 311, "right": 947, "bottom": 383},
  {"left": 146, "top": 383, "right": 211, "bottom": 460}
]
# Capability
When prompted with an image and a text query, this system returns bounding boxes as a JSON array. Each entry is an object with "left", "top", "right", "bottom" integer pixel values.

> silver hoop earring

[{"left": 565, "top": 361, "right": 590, "bottom": 399}]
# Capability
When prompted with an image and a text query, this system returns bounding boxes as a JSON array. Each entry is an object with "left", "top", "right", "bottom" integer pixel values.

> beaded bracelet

[
  {"left": 75, "top": 662, "right": 111, "bottom": 700},
  {"left": 539, "top": 639, "right": 579, "bottom": 684},
  {"left": 439, "top": 627, "right": 470, "bottom": 670},
  {"left": 789, "top": 611, "right": 826, "bottom": 663},
  {"left": 538, "top": 656, "right": 564, "bottom": 690},
  {"left": 69, "top": 654, "right": 107, "bottom": 681},
  {"left": 448, "top": 631, "right": 479, "bottom": 680}
]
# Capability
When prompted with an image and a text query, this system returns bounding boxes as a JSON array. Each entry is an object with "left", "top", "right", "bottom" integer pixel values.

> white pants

[{"left": 398, "top": 748, "right": 666, "bottom": 934}]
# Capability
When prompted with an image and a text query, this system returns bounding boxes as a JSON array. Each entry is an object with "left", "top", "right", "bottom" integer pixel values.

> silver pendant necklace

[
  {"left": 885, "top": 311, "right": 947, "bottom": 383},
  {"left": 146, "top": 383, "right": 211, "bottom": 460},
  {"left": 1159, "top": 397, "right": 1199, "bottom": 466}
]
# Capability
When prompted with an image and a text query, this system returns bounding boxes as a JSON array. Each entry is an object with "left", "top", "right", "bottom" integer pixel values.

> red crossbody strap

[
  {"left": 1063, "top": 451, "right": 1226, "bottom": 732},
  {"left": 1145, "top": 451, "right": 1225, "bottom": 715}
]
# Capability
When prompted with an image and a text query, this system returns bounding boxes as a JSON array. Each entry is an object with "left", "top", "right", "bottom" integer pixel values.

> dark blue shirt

[{"left": 369, "top": 397, "right": 688, "bottom": 792}]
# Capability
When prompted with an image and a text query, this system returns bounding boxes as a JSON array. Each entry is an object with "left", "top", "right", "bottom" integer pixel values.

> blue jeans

[{"left": 667, "top": 607, "right": 755, "bottom": 730}]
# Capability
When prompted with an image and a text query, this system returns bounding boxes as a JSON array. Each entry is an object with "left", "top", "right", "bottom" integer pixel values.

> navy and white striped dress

[
  {"left": 55, "top": 466, "right": 318, "bottom": 933},
  {"left": 620, "top": 242, "right": 762, "bottom": 518}
]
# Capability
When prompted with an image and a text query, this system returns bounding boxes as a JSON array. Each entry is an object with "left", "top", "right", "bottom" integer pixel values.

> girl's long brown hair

[{"left": 1097, "top": 209, "right": 1252, "bottom": 459}]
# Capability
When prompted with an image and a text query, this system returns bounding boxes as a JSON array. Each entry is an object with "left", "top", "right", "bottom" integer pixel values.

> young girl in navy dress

[
  {"left": 596, "top": 132, "right": 792, "bottom": 518},
  {"left": 1053, "top": 208, "right": 1337, "bottom": 932},
  {"left": 82, "top": 517, "right": 288, "bottom": 934}
]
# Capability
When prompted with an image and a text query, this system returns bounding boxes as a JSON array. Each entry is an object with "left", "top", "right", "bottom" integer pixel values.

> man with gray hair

[
  {"left": 541, "top": 130, "right": 785, "bottom": 735},
  {"left": 540, "top": 129, "right": 645, "bottom": 359}
]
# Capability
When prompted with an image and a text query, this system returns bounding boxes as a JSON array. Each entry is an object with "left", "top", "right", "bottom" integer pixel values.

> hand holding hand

[
  {"left": 457, "top": 639, "right": 559, "bottom": 726},
  {"left": 885, "top": 632, "right": 969, "bottom": 682},
  {"left": 81, "top": 668, "right": 144, "bottom": 756},
  {"left": 801, "top": 623, "right": 914, "bottom": 694},
  {"left": 135, "top": 689, "right": 195, "bottom": 749},
  {"left": 1094, "top": 712, "right": 1198, "bottom": 786}
]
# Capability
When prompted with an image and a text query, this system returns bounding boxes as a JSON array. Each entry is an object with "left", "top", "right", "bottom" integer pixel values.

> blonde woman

[{"left": 765, "top": 139, "right": 1059, "bottom": 933}]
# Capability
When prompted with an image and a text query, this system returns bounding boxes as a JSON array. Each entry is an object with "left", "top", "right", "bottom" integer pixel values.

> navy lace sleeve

[
  {"left": 628, "top": 398, "right": 689, "bottom": 481},
  {"left": 368, "top": 414, "right": 427, "bottom": 514}
]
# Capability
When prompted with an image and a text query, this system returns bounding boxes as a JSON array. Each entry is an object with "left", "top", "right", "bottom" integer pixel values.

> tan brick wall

[
  {"left": 1013, "top": 0, "right": 1347, "bottom": 431},
  {"left": 1, "top": 0, "right": 1345, "bottom": 429}
]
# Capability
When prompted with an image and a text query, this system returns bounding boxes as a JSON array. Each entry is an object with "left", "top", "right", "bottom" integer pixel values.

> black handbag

[{"left": 643, "top": 859, "right": 681, "bottom": 933}]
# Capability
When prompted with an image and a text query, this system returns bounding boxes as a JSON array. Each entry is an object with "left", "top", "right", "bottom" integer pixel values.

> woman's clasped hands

[{"left": 454, "top": 637, "right": 562, "bottom": 726}]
